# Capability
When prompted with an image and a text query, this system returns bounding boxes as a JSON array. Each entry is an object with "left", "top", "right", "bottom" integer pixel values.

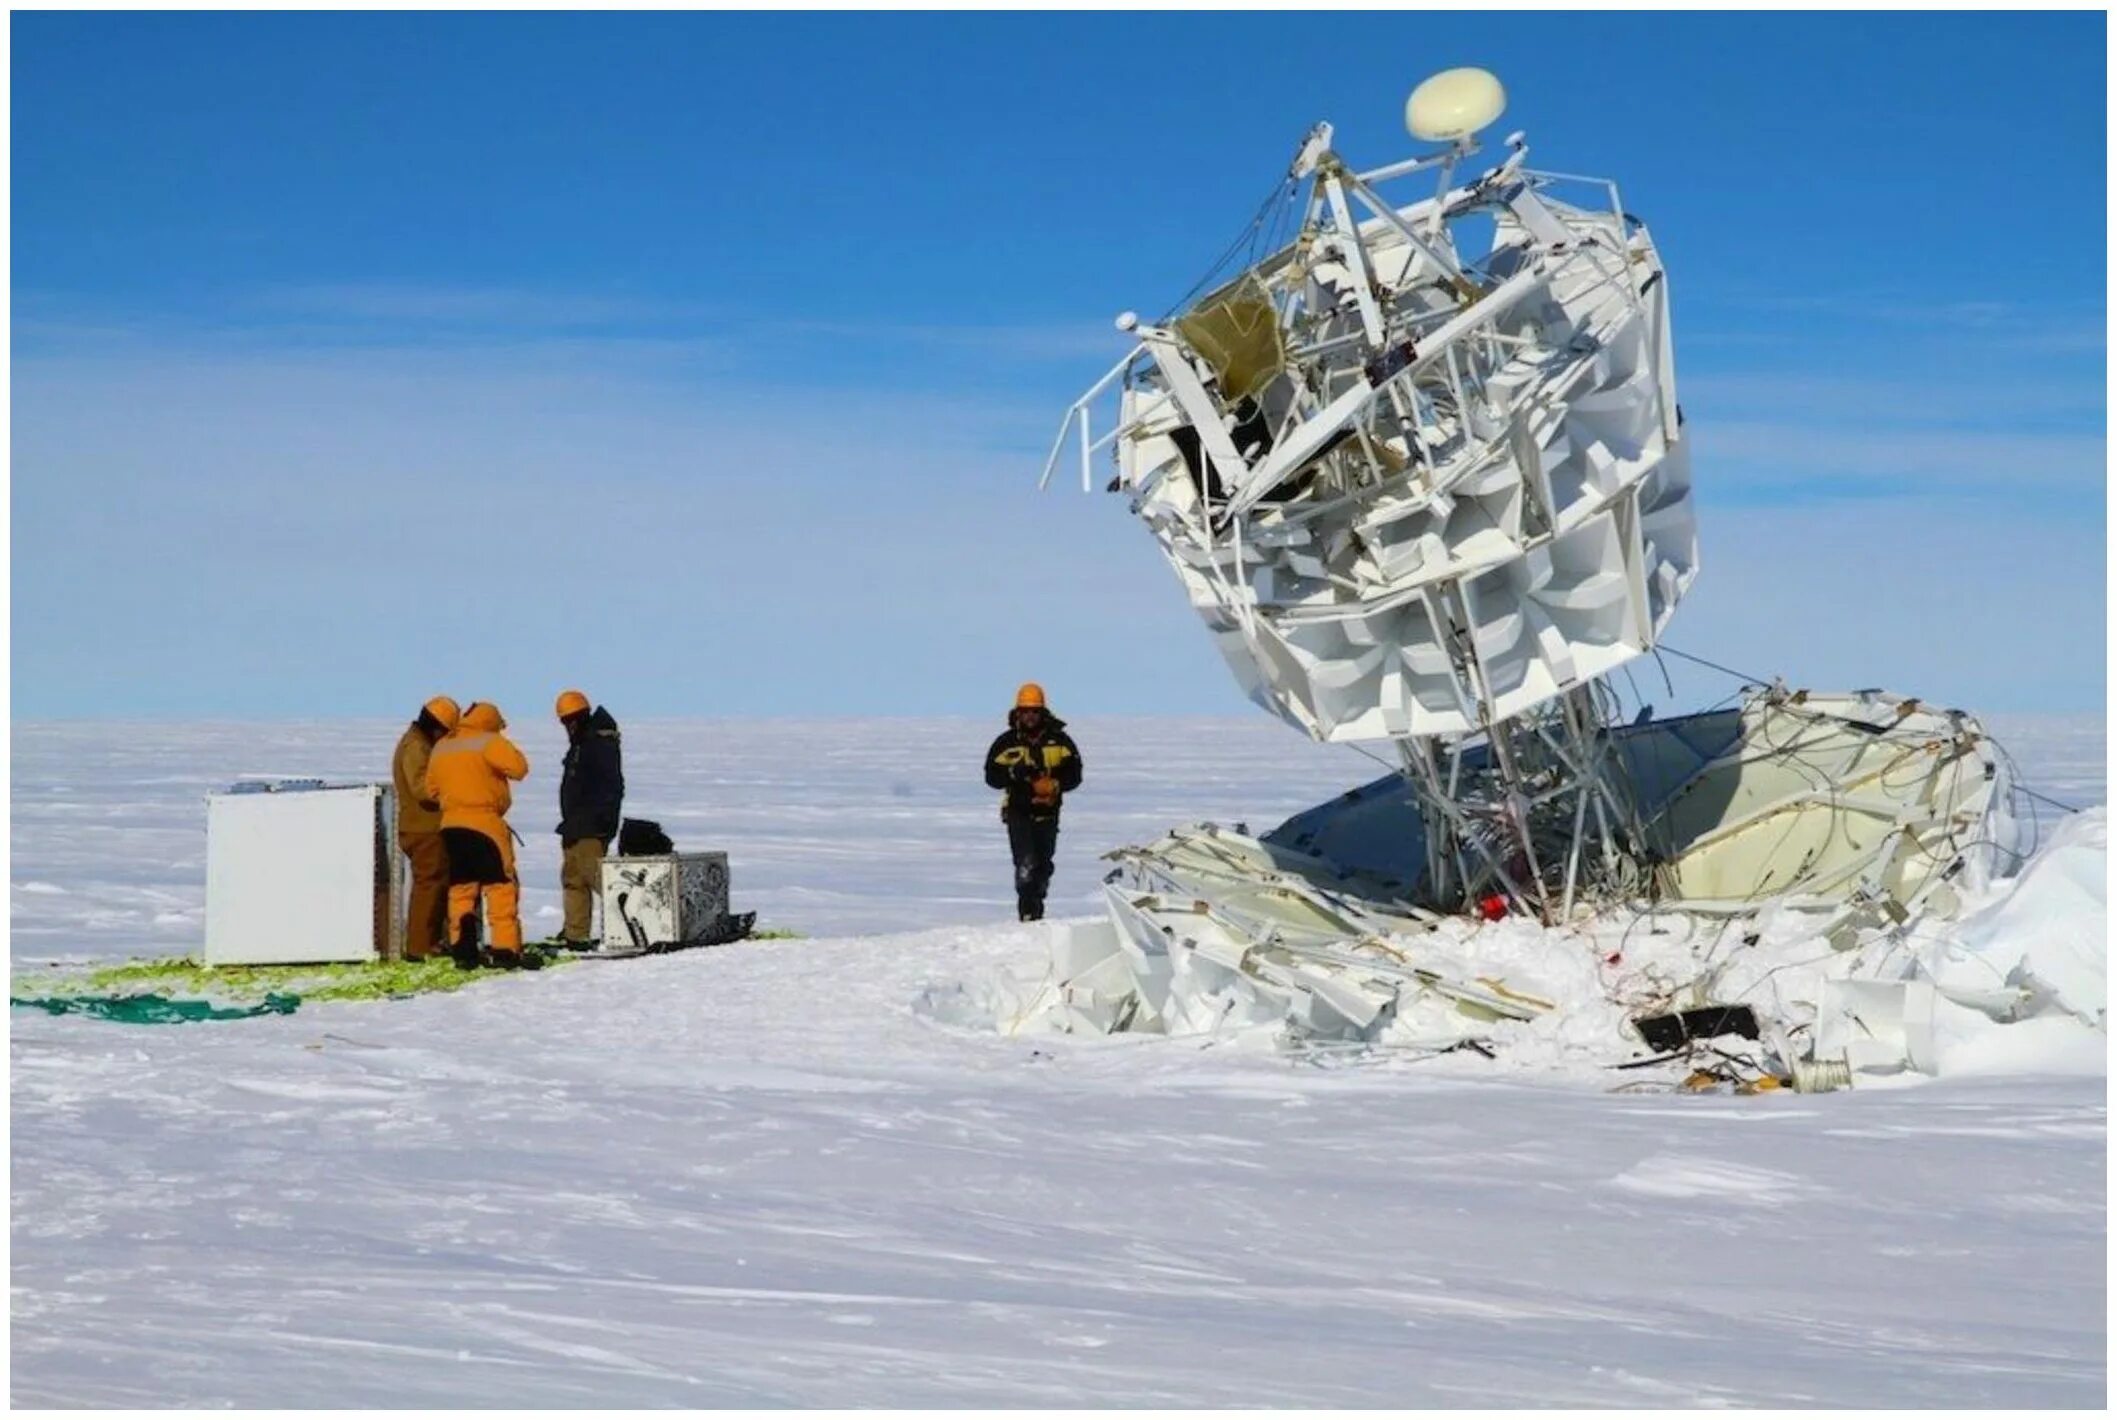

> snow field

[{"left": 10, "top": 715, "right": 2107, "bottom": 1405}]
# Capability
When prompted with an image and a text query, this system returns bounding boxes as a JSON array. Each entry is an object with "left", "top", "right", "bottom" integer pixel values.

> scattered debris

[{"left": 1635, "top": 1005, "right": 1759, "bottom": 1053}]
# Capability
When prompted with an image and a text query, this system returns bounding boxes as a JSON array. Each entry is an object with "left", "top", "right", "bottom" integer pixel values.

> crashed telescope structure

[
  {"left": 1037, "top": 70, "right": 2047, "bottom": 1079},
  {"left": 1049, "top": 67, "right": 1701, "bottom": 921}
]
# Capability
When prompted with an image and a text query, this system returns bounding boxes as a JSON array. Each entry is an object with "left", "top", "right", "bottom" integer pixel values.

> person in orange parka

[
  {"left": 423, "top": 700, "right": 535, "bottom": 968},
  {"left": 391, "top": 694, "right": 462, "bottom": 961}
]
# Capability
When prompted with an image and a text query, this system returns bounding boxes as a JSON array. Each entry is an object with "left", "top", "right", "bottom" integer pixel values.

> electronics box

[
  {"left": 205, "top": 781, "right": 400, "bottom": 965},
  {"left": 600, "top": 852, "right": 729, "bottom": 951}
]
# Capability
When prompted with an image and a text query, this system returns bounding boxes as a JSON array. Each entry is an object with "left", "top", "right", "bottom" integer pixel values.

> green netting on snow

[
  {"left": 12, "top": 930, "right": 796, "bottom": 1025},
  {"left": 11, "top": 991, "right": 301, "bottom": 1024}
]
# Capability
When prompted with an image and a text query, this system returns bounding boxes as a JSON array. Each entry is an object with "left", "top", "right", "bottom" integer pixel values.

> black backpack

[{"left": 618, "top": 817, "right": 675, "bottom": 856}]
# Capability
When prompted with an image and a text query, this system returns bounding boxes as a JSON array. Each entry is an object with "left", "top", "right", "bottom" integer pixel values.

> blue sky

[{"left": 12, "top": 11, "right": 2106, "bottom": 722}]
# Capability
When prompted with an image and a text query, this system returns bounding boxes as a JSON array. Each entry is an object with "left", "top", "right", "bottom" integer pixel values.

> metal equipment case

[
  {"left": 599, "top": 851, "right": 730, "bottom": 950},
  {"left": 204, "top": 781, "right": 401, "bottom": 965}
]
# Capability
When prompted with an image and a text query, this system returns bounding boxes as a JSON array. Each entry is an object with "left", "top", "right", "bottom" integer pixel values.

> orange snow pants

[
  {"left": 441, "top": 818, "right": 522, "bottom": 951},
  {"left": 399, "top": 830, "right": 451, "bottom": 960}
]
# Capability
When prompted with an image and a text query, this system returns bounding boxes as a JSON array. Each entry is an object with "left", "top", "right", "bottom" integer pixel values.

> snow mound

[{"left": 1931, "top": 808, "right": 2106, "bottom": 1028}]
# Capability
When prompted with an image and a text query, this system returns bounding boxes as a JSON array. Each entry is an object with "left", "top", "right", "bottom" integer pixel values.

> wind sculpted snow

[{"left": 10, "top": 717, "right": 2107, "bottom": 1405}]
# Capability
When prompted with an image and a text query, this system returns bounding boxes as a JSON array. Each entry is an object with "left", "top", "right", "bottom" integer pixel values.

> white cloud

[
  {"left": 1688, "top": 291, "right": 2105, "bottom": 356},
  {"left": 1703, "top": 419, "right": 2104, "bottom": 493},
  {"left": 774, "top": 317, "right": 1132, "bottom": 364},
  {"left": 251, "top": 283, "right": 720, "bottom": 329},
  {"left": 1673, "top": 499, "right": 2104, "bottom": 713},
  {"left": 1683, "top": 371, "right": 2106, "bottom": 423},
  {"left": 9, "top": 325, "right": 1203, "bottom": 717},
  {"left": 11, "top": 298, "right": 2104, "bottom": 717},
  {"left": 17, "top": 292, "right": 1134, "bottom": 378}
]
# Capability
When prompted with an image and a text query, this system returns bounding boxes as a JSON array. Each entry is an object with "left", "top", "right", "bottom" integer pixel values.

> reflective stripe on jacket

[
  {"left": 424, "top": 705, "right": 529, "bottom": 828},
  {"left": 983, "top": 712, "right": 1083, "bottom": 820}
]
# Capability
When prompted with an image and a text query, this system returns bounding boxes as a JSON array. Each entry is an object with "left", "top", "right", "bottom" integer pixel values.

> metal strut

[{"left": 1395, "top": 682, "right": 1650, "bottom": 924}]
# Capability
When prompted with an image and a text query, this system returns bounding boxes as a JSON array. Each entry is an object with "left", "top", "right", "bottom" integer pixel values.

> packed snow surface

[{"left": 11, "top": 717, "right": 2107, "bottom": 1406}]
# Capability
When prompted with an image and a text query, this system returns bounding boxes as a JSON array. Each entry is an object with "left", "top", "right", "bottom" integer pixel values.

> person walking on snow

[
  {"left": 982, "top": 682, "right": 1083, "bottom": 922},
  {"left": 391, "top": 696, "right": 461, "bottom": 961},
  {"left": 424, "top": 701, "right": 535, "bottom": 969},
  {"left": 554, "top": 688, "right": 624, "bottom": 946}
]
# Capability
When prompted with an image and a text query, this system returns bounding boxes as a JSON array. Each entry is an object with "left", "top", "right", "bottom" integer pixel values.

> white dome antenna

[{"left": 1405, "top": 67, "right": 1506, "bottom": 144}]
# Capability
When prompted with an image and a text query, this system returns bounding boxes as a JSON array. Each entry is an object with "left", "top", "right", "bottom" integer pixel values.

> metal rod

[
  {"left": 1322, "top": 173, "right": 1389, "bottom": 348},
  {"left": 1560, "top": 781, "right": 1590, "bottom": 921},
  {"left": 1353, "top": 149, "right": 1461, "bottom": 185},
  {"left": 1039, "top": 347, "right": 1143, "bottom": 490},
  {"left": 1340, "top": 168, "right": 1470, "bottom": 288},
  {"left": 1038, "top": 409, "right": 1075, "bottom": 492},
  {"left": 1079, "top": 399, "right": 1093, "bottom": 492}
]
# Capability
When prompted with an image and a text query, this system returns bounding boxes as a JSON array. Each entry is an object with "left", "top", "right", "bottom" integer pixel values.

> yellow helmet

[
  {"left": 555, "top": 689, "right": 591, "bottom": 720},
  {"left": 1014, "top": 682, "right": 1046, "bottom": 710},
  {"left": 422, "top": 696, "right": 462, "bottom": 732}
]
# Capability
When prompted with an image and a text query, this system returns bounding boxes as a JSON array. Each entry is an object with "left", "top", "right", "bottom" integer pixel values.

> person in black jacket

[
  {"left": 554, "top": 688, "right": 624, "bottom": 944},
  {"left": 982, "top": 682, "right": 1083, "bottom": 922}
]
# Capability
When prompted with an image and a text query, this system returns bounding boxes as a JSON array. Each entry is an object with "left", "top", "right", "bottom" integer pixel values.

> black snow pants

[{"left": 1005, "top": 813, "right": 1060, "bottom": 921}]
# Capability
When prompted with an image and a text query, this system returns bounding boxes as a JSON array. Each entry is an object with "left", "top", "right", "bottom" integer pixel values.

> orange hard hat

[
  {"left": 422, "top": 696, "right": 462, "bottom": 731},
  {"left": 462, "top": 702, "right": 506, "bottom": 732},
  {"left": 555, "top": 689, "right": 591, "bottom": 720},
  {"left": 1014, "top": 682, "right": 1046, "bottom": 710}
]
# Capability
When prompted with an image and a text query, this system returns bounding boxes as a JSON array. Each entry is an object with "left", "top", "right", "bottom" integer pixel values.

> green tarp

[{"left": 11, "top": 992, "right": 301, "bottom": 1024}]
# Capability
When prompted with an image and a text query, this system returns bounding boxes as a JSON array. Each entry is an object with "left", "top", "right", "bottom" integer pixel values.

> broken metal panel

[
  {"left": 1262, "top": 690, "right": 2014, "bottom": 922},
  {"left": 1035, "top": 688, "right": 2025, "bottom": 1071},
  {"left": 1812, "top": 980, "right": 1940, "bottom": 1078},
  {"left": 1629, "top": 692, "right": 2012, "bottom": 918}
]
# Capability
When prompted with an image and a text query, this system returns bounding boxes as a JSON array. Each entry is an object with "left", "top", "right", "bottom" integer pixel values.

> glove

[
  {"left": 1031, "top": 775, "right": 1061, "bottom": 808},
  {"left": 1009, "top": 760, "right": 1038, "bottom": 784}
]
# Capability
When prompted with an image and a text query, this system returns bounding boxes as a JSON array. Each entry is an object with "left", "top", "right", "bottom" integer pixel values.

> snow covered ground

[
  {"left": 11, "top": 713, "right": 2104, "bottom": 958},
  {"left": 11, "top": 715, "right": 2108, "bottom": 1405},
  {"left": 10, "top": 716, "right": 1388, "bottom": 958}
]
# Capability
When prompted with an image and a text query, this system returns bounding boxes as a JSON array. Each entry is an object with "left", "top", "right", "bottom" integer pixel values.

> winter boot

[
  {"left": 482, "top": 947, "right": 545, "bottom": 972},
  {"left": 450, "top": 913, "right": 484, "bottom": 971}
]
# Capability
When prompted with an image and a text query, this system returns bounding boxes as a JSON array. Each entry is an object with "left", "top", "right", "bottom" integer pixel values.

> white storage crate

[
  {"left": 204, "top": 780, "right": 401, "bottom": 965},
  {"left": 600, "top": 852, "right": 729, "bottom": 951}
]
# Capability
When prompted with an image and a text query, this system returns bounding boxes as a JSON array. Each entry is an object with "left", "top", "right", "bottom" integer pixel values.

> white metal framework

[
  {"left": 1045, "top": 116, "right": 1697, "bottom": 746},
  {"left": 1031, "top": 74, "right": 2046, "bottom": 1083}
]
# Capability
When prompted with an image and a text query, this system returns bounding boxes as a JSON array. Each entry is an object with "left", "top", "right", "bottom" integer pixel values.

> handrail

[{"left": 1038, "top": 345, "right": 1145, "bottom": 491}]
